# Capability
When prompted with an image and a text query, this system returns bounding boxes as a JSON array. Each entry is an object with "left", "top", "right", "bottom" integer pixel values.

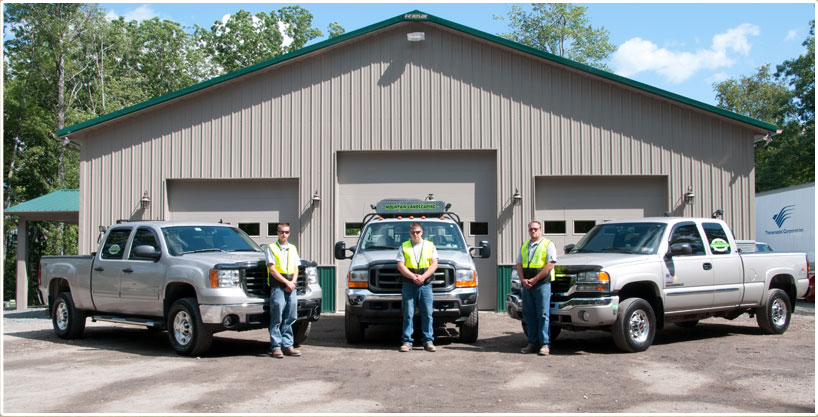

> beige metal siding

[{"left": 75, "top": 21, "right": 758, "bottom": 267}]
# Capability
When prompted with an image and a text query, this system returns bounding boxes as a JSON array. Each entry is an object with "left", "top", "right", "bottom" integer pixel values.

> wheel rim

[
  {"left": 771, "top": 298, "right": 787, "bottom": 327},
  {"left": 173, "top": 310, "right": 193, "bottom": 346},
  {"left": 55, "top": 301, "right": 69, "bottom": 331},
  {"left": 628, "top": 309, "right": 650, "bottom": 343}
]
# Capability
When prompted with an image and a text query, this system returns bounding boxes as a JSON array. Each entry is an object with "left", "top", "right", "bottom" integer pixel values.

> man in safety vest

[
  {"left": 396, "top": 222, "right": 439, "bottom": 352},
  {"left": 516, "top": 220, "right": 557, "bottom": 356},
  {"left": 265, "top": 222, "right": 302, "bottom": 358}
]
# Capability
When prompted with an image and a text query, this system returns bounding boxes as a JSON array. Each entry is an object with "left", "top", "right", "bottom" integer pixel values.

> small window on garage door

[
  {"left": 238, "top": 223, "right": 260, "bottom": 236},
  {"left": 345, "top": 222, "right": 364, "bottom": 237},
  {"left": 469, "top": 222, "right": 489, "bottom": 236},
  {"left": 267, "top": 223, "right": 280, "bottom": 236},
  {"left": 574, "top": 220, "right": 596, "bottom": 234},
  {"left": 543, "top": 221, "right": 566, "bottom": 234}
]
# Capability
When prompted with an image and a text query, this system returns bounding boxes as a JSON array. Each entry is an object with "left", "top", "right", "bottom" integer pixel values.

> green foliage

[
  {"left": 496, "top": 3, "right": 616, "bottom": 70},
  {"left": 327, "top": 21, "right": 346, "bottom": 39},
  {"left": 714, "top": 21, "right": 815, "bottom": 192}
]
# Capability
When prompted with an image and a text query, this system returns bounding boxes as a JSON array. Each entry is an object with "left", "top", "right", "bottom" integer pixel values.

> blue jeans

[
  {"left": 269, "top": 286, "right": 297, "bottom": 350},
  {"left": 401, "top": 281, "right": 434, "bottom": 345},
  {"left": 522, "top": 281, "right": 551, "bottom": 347}
]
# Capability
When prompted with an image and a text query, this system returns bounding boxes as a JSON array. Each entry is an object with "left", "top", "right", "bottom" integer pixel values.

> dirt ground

[{"left": 3, "top": 302, "right": 815, "bottom": 414}]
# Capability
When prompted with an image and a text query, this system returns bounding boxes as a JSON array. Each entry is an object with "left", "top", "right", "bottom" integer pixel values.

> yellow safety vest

[
  {"left": 266, "top": 242, "right": 299, "bottom": 285},
  {"left": 401, "top": 240, "right": 434, "bottom": 270},
  {"left": 521, "top": 238, "right": 555, "bottom": 281}
]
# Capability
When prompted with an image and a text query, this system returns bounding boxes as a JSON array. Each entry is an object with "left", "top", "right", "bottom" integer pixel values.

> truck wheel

[
  {"left": 612, "top": 297, "right": 655, "bottom": 352},
  {"left": 521, "top": 320, "right": 560, "bottom": 341},
  {"left": 756, "top": 289, "right": 791, "bottom": 334},
  {"left": 676, "top": 320, "right": 699, "bottom": 328},
  {"left": 344, "top": 310, "right": 365, "bottom": 343},
  {"left": 459, "top": 310, "right": 479, "bottom": 342},
  {"left": 52, "top": 292, "right": 86, "bottom": 339},
  {"left": 292, "top": 321, "right": 311, "bottom": 346},
  {"left": 167, "top": 298, "right": 212, "bottom": 356}
]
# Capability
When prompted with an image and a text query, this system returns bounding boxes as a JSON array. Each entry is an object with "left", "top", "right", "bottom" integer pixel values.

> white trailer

[{"left": 755, "top": 182, "right": 814, "bottom": 262}]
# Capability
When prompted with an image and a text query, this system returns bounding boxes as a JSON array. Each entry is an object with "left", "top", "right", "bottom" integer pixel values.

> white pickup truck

[
  {"left": 38, "top": 221, "right": 322, "bottom": 355},
  {"left": 506, "top": 217, "right": 810, "bottom": 352}
]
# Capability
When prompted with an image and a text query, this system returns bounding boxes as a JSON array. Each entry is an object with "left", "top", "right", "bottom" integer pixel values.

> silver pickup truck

[
  {"left": 506, "top": 217, "right": 810, "bottom": 352},
  {"left": 38, "top": 221, "right": 322, "bottom": 356}
]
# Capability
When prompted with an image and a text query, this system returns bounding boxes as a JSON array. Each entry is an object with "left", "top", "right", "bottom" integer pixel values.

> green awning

[{"left": 5, "top": 189, "right": 79, "bottom": 223}]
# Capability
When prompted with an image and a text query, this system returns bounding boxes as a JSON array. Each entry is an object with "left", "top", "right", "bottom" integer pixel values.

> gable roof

[
  {"left": 57, "top": 10, "right": 777, "bottom": 137},
  {"left": 5, "top": 189, "right": 79, "bottom": 223}
]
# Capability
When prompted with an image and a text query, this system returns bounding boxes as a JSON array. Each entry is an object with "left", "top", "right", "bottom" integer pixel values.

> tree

[
  {"left": 714, "top": 21, "right": 815, "bottom": 192},
  {"left": 496, "top": 3, "right": 616, "bottom": 70},
  {"left": 327, "top": 22, "right": 346, "bottom": 39},
  {"left": 195, "top": 6, "right": 324, "bottom": 74}
]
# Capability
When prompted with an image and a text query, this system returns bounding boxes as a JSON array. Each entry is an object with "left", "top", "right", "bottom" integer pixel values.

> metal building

[{"left": 57, "top": 11, "right": 777, "bottom": 312}]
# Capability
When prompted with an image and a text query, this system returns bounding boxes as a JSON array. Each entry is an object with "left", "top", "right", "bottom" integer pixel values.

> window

[
  {"left": 162, "top": 225, "right": 260, "bottom": 256},
  {"left": 129, "top": 227, "right": 159, "bottom": 260},
  {"left": 359, "top": 221, "right": 466, "bottom": 251},
  {"left": 702, "top": 222, "right": 733, "bottom": 255},
  {"left": 238, "top": 223, "right": 260, "bottom": 236},
  {"left": 543, "top": 221, "right": 566, "bottom": 234},
  {"left": 345, "top": 222, "right": 363, "bottom": 236},
  {"left": 470, "top": 222, "right": 489, "bottom": 235},
  {"left": 669, "top": 223, "right": 706, "bottom": 256},
  {"left": 574, "top": 220, "right": 596, "bottom": 234},
  {"left": 101, "top": 228, "right": 132, "bottom": 259},
  {"left": 267, "top": 223, "right": 280, "bottom": 236}
]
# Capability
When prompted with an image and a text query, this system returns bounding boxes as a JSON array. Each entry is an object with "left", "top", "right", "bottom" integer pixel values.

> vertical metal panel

[
  {"left": 74, "top": 21, "right": 758, "bottom": 268},
  {"left": 496, "top": 265, "right": 514, "bottom": 313},
  {"left": 317, "top": 266, "right": 336, "bottom": 313}
]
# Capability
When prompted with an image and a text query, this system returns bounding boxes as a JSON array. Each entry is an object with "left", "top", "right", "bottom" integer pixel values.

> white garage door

[
  {"left": 167, "top": 179, "right": 299, "bottom": 247},
  {"left": 337, "top": 151, "right": 497, "bottom": 310},
  {"left": 535, "top": 176, "right": 667, "bottom": 254}
]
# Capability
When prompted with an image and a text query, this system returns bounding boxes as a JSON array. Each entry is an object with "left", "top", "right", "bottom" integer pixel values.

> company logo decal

[
  {"left": 772, "top": 205, "right": 795, "bottom": 228},
  {"left": 709, "top": 238, "right": 730, "bottom": 253}
]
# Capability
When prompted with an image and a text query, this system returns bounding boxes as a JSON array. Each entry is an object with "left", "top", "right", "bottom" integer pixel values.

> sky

[{"left": 82, "top": 3, "right": 818, "bottom": 106}]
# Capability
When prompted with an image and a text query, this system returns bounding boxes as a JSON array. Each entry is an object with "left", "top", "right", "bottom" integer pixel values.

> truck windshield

[
  {"left": 162, "top": 226, "right": 261, "bottom": 256},
  {"left": 359, "top": 221, "right": 466, "bottom": 252},
  {"left": 571, "top": 222, "right": 666, "bottom": 255}
]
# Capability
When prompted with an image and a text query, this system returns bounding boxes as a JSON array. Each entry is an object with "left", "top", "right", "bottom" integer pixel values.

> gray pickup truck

[
  {"left": 506, "top": 217, "right": 810, "bottom": 352},
  {"left": 38, "top": 221, "right": 322, "bottom": 356}
]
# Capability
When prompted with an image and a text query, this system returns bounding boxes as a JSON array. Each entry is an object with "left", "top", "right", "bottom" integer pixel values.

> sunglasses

[
  {"left": 528, "top": 228, "right": 540, "bottom": 231},
  {"left": 279, "top": 230, "right": 291, "bottom": 234},
  {"left": 410, "top": 230, "right": 423, "bottom": 234}
]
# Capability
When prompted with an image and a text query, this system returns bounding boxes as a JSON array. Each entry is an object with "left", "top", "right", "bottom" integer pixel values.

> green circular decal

[
  {"left": 710, "top": 238, "right": 730, "bottom": 253},
  {"left": 109, "top": 244, "right": 121, "bottom": 255}
]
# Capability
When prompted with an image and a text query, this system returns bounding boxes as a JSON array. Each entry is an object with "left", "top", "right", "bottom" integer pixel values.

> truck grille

[
  {"left": 368, "top": 263, "right": 455, "bottom": 293},
  {"left": 242, "top": 261, "right": 306, "bottom": 297}
]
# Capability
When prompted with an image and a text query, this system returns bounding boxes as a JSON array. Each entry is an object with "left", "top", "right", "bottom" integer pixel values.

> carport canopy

[{"left": 4, "top": 189, "right": 79, "bottom": 310}]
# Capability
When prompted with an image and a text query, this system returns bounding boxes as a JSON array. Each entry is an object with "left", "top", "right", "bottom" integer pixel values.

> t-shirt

[
  {"left": 396, "top": 240, "right": 439, "bottom": 264},
  {"left": 516, "top": 239, "right": 558, "bottom": 266}
]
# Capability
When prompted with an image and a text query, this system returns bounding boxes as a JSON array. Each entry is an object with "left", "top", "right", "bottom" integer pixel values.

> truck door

[
  {"left": 91, "top": 227, "right": 133, "bottom": 312},
  {"left": 120, "top": 226, "right": 165, "bottom": 315},
  {"left": 662, "top": 222, "right": 715, "bottom": 312},
  {"left": 701, "top": 222, "right": 743, "bottom": 307}
]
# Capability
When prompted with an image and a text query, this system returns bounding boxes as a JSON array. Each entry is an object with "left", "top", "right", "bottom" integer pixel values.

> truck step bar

[{"left": 91, "top": 315, "right": 165, "bottom": 328}]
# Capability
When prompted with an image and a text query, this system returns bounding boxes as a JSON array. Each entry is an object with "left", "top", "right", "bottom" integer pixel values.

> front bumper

[
  {"left": 199, "top": 297, "right": 322, "bottom": 327},
  {"left": 505, "top": 293, "right": 619, "bottom": 327},
  {"left": 346, "top": 288, "right": 478, "bottom": 324}
]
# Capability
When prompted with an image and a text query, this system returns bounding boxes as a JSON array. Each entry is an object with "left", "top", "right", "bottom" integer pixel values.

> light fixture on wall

[
  {"left": 512, "top": 188, "right": 522, "bottom": 205},
  {"left": 711, "top": 209, "right": 723, "bottom": 219},
  {"left": 311, "top": 190, "right": 321, "bottom": 207},
  {"left": 683, "top": 186, "right": 695, "bottom": 206},
  {"left": 425, "top": 194, "right": 434, "bottom": 201},
  {"left": 407, "top": 32, "right": 425, "bottom": 42},
  {"left": 140, "top": 191, "right": 151, "bottom": 210}
]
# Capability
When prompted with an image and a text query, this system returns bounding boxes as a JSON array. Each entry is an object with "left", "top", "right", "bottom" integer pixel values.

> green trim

[
  {"left": 5, "top": 189, "right": 79, "bottom": 213},
  {"left": 57, "top": 9, "right": 776, "bottom": 137},
  {"left": 496, "top": 265, "right": 515, "bottom": 312},
  {"left": 317, "top": 266, "right": 336, "bottom": 313}
]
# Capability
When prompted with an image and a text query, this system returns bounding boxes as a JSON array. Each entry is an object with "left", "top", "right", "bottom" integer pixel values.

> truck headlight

[
  {"left": 510, "top": 269, "right": 521, "bottom": 290},
  {"left": 210, "top": 269, "right": 240, "bottom": 288},
  {"left": 455, "top": 269, "right": 477, "bottom": 288},
  {"left": 305, "top": 266, "right": 318, "bottom": 284},
  {"left": 576, "top": 271, "right": 610, "bottom": 292},
  {"left": 348, "top": 269, "right": 369, "bottom": 289}
]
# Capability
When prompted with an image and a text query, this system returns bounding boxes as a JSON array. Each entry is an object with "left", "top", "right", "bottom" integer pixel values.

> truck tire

[
  {"left": 52, "top": 292, "right": 86, "bottom": 339},
  {"left": 459, "top": 310, "right": 479, "bottom": 342},
  {"left": 612, "top": 297, "right": 656, "bottom": 352},
  {"left": 167, "top": 298, "right": 212, "bottom": 356},
  {"left": 521, "top": 320, "right": 561, "bottom": 342},
  {"left": 292, "top": 320, "right": 311, "bottom": 346},
  {"left": 756, "top": 289, "right": 791, "bottom": 334},
  {"left": 344, "top": 310, "right": 365, "bottom": 343}
]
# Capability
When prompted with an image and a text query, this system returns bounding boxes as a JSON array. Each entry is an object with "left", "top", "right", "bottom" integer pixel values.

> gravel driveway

[{"left": 3, "top": 303, "right": 814, "bottom": 413}]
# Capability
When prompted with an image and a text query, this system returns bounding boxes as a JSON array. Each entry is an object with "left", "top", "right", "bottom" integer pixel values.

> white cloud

[
  {"left": 706, "top": 72, "right": 730, "bottom": 84},
  {"left": 611, "top": 23, "right": 760, "bottom": 84},
  {"left": 106, "top": 5, "right": 158, "bottom": 22},
  {"left": 785, "top": 29, "right": 798, "bottom": 41}
]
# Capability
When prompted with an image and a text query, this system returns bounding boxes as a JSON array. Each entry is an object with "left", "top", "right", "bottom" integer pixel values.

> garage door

[
  {"left": 337, "top": 151, "right": 497, "bottom": 310},
  {"left": 535, "top": 176, "right": 667, "bottom": 254},
  {"left": 167, "top": 179, "right": 298, "bottom": 247}
]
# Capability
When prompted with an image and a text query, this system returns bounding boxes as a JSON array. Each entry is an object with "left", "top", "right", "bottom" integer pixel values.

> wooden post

[{"left": 16, "top": 219, "right": 28, "bottom": 310}]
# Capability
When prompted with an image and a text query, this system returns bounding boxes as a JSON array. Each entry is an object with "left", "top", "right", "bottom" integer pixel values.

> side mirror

[
  {"left": 133, "top": 245, "right": 161, "bottom": 261},
  {"left": 470, "top": 241, "right": 491, "bottom": 258},
  {"left": 668, "top": 242, "right": 693, "bottom": 257},
  {"left": 564, "top": 244, "right": 576, "bottom": 254},
  {"left": 334, "top": 241, "right": 355, "bottom": 260}
]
